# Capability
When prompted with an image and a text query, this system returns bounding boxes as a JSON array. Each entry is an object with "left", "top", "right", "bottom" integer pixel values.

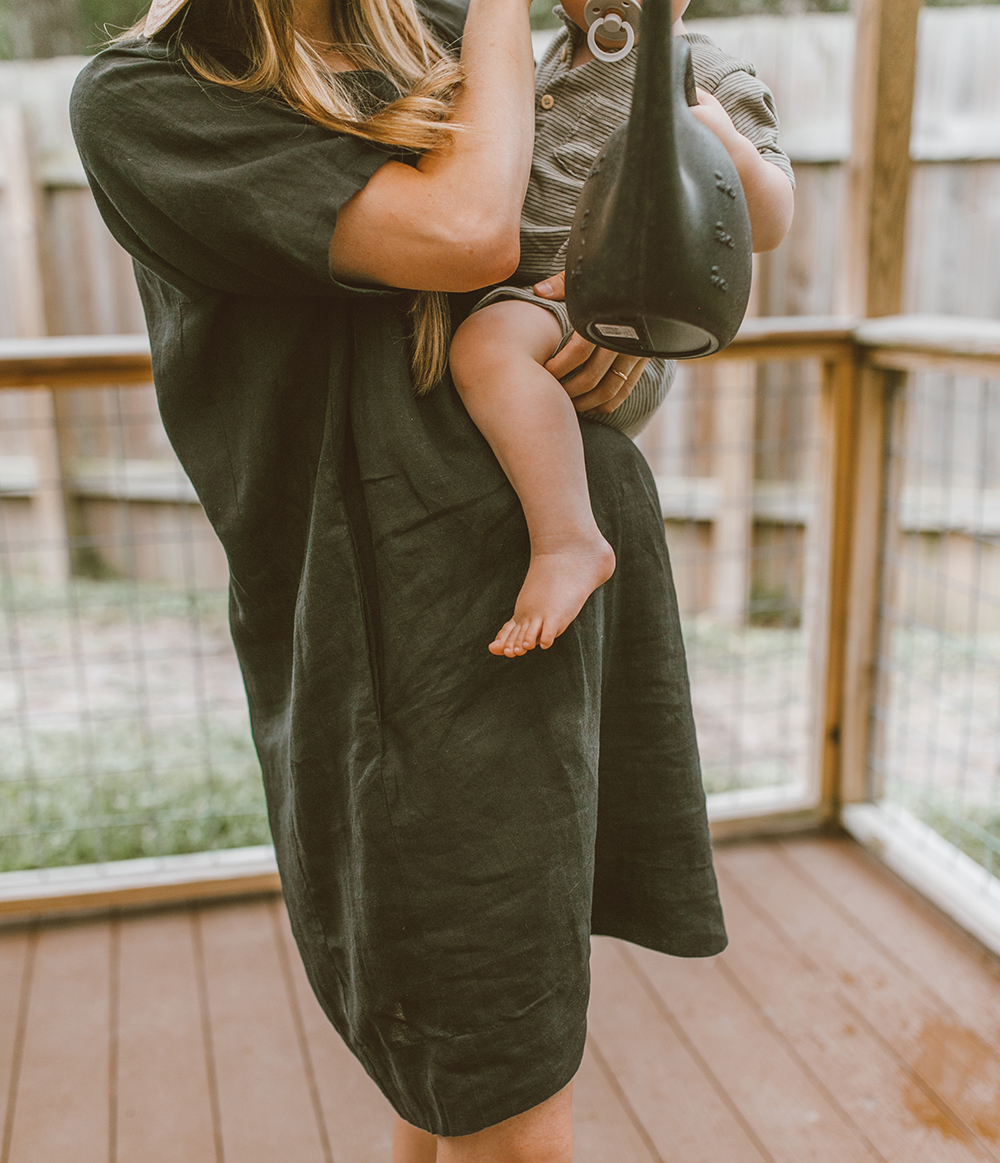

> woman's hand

[{"left": 534, "top": 272, "right": 649, "bottom": 415}]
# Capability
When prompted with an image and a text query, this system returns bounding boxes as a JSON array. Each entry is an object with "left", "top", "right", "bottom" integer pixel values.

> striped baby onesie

[{"left": 472, "top": 9, "right": 794, "bottom": 438}]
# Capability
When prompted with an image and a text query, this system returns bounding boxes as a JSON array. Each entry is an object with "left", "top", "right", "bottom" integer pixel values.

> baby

[{"left": 449, "top": 0, "right": 795, "bottom": 657}]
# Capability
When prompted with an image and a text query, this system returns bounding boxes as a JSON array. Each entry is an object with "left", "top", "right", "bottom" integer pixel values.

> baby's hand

[
  {"left": 534, "top": 273, "right": 649, "bottom": 413},
  {"left": 689, "top": 88, "right": 742, "bottom": 153}
]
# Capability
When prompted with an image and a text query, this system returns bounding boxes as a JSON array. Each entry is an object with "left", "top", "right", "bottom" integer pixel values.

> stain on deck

[{"left": 1, "top": 836, "right": 999, "bottom": 1162}]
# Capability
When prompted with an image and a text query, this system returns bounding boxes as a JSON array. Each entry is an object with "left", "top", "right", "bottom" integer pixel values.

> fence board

[{"left": 2, "top": 11, "right": 1000, "bottom": 614}]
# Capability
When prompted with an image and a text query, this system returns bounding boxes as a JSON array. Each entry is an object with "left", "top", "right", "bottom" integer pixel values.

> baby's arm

[{"left": 691, "top": 88, "right": 794, "bottom": 253}]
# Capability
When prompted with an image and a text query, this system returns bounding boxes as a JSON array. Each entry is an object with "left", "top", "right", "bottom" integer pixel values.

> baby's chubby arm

[{"left": 691, "top": 88, "right": 794, "bottom": 253}]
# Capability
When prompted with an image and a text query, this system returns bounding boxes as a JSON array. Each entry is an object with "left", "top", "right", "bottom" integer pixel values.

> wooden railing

[{"left": 2, "top": 316, "right": 1000, "bottom": 844}]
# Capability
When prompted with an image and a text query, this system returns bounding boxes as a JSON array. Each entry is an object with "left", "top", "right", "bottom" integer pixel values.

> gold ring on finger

[{"left": 611, "top": 369, "right": 628, "bottom": 381}]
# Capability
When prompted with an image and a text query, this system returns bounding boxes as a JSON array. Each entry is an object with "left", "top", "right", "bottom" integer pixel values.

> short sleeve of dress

[
  {"left": 684, "top": 32, "right": 795, "bottom": 191},
  {"left": 70, "top": 40, "right": 409, "bottom": 298}
]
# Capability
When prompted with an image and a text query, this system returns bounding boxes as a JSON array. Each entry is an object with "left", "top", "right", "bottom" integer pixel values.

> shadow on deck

[{"left": 1, "top": 836, "right": 999, "bottom": 1162}]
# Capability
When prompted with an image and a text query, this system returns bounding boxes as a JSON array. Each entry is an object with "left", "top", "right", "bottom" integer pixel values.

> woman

[{"left": 70, "top": 0, "right": 727, "bottom": 1158}]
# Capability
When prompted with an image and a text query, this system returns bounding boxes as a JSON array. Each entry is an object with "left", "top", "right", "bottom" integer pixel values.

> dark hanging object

[{"left": 565, "top": 6, "right": 752, "bottom": 359}]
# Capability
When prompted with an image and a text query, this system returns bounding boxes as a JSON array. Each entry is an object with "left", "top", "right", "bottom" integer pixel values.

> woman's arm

[
  {"left": 329, "top": 0, "right": 536, "bottom": 293},
  {"left": 691, "top": 89, "right": 794, "bottom": 253}
]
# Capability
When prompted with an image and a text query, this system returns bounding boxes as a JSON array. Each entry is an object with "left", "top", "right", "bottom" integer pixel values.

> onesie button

[
  {"left": 560, "top": 45, "right": 568, "bottom": 61},
  {"left": 540, "top": 94, "right": 555, "bottom": 110}
]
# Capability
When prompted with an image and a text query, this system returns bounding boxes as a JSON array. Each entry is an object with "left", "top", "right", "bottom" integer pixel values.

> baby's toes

[
  {"left": 504, "top": 621, "right": 528, "bottom": 657},
  {"left": 489, "top": 619, "right": 518, "bottom": 656},
  {"left": 516, "top": 617, "right": 544, "bottom": 654},
  {"left": 539, "top": 617, "right": 560, "bottom": 650}
]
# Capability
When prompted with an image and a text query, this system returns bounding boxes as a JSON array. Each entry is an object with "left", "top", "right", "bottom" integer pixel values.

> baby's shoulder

[{"left": 682, "top": 31, "right": 758, "bottom": 93}]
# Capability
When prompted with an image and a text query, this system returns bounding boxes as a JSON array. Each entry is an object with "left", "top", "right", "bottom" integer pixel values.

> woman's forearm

[
  {"left": 330, "top": 0, "right": 536, "bottom": 292},
  {"left": 419, "top": 0, "right": 536, "bottom": 239}
]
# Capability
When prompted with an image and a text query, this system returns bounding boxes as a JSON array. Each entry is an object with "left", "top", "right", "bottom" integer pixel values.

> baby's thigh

[{"left": 451, "top": 299, "right": 565, "bottom": 379}]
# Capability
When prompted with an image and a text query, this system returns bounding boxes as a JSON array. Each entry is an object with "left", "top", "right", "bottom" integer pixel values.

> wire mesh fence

[
  {"left": 637, "top": 356, "right": 825, "bottom": 810},
  {"left": 0, "top": 356, "right": 828, "bottom": 874},
  {"left": 0, "top": 383, "right": 265, "bottom": 873},
  {"left": 873, "top": 369, "right": 1000, "bottom": 878}
]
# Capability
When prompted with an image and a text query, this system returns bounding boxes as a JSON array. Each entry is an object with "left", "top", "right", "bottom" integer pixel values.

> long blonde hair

[{"left": 125, "top": 0, "right": 463, "bottom": 393}]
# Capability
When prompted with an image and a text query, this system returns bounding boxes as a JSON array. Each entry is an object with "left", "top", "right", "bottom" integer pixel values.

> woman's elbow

[
  {"left": 443, "top": 219, "right": 520, "bottom": 291},
  {"left": 444, "top": 230, "right": 518, "bottom": 287}
]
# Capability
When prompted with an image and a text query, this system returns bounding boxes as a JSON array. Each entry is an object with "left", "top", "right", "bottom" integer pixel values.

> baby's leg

[{"left": 450, "top": 300, "right": 615, "bottom": 657}]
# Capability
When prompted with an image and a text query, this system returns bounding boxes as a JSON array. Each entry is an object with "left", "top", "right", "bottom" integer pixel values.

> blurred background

[{"left": 2, "top": 0, "right": 993, "bottom": 62}]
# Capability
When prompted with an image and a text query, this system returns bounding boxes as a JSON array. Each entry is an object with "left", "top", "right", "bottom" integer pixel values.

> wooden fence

[
  {"left": 1, "top": 9, "right": 1000, "bottom": 615},
  {"left": 5, "top": 313, "right": 998, "bottom": 832}
]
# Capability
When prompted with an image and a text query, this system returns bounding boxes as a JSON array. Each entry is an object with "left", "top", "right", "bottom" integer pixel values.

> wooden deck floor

[{"left": 2, "top": 835, "right": 1000, "bottom": 1162}]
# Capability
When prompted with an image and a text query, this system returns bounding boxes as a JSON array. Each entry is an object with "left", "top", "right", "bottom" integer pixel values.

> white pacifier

[{"left": 584, "top": 0, "right": 640, "bottom": 63}]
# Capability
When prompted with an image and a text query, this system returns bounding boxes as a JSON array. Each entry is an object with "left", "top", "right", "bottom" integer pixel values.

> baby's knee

[
  {"left": 450, "top": 300, "right": 562, "bottom": 393},
  {"left": 449, "top": 312, "right": 489, "bottom": 389},
  {"left": 449, "top": 307, "right": 514, "bottom": 396}
]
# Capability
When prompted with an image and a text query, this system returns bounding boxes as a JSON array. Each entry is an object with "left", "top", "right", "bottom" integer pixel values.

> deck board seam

[
  {"left": 583, "top": 1032, "right": 665, "bottom": 1163},
  {"left": 0, "top": 930, "right": 36, "bottom": 1163},
  {"left": 718, "top": 860, "right": 1000, "bottom": 1161},
  {"left": 108, "top": 917, "right": 120, "bottom": 1163},
  {"left": 776, "top": 842, "right": 1000, "bottom": 1061},
  {"left": 775, "top": 842, "right": 940, "bottom": 983},
  {"left": 615, "top": 942, "right": 778, "bottom": 1163},
  {"left": 268, "top": 901, "right": 335, "bottom": 1163},
  {"left": 191, "top": 909, "right": 226, "bottom": 1163},
  {"left": 805, "top": 837, "right": 1000, "bottom": 981},
  {"left": 712, "top": 955, "right": 889, "bottom": 1163}
]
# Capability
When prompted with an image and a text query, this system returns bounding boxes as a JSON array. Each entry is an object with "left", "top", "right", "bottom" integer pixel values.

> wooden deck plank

[
  {"left": 779, "top": 838, "right": 1000, "bottom": 1054},
  {"left": 716, "top": 860, "right": 990, "bottom": 1163},
  {"left": 278, "top": 907, "right": 657, "bottom": 1162},
  {"left": 275, "top": 905, "right": 394, "bottom": 1163},
  {"left": 0, "top": 930, "right": 33, "bottom": 1161},
  {"left": 625, "top": 942, "right": 882, "bottom": 1162},
  {"left": 588, "top": 936, "right": 764, "bottom": 1163},
  {"left": 573, "top": 1039, "right": 657, "bottom": 1163},
  {"left": 116, "top": 909, "right": 218, "bottom": 1163},
  {"left": 196, "top": 900, "right": 329, "bottom": 1163},
  {"left": 717, "top": 842, "right": 1000, "bottom": 1156},
  {"left": 0, "top": 838, "right": 997, "bottom": 1161},
  {"left": 5, "top": 922, "right": 111, "bottom": 1163}
]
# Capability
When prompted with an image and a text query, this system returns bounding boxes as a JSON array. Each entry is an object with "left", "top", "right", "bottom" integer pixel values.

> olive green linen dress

[{"left": 70, "top": 0, "right": 726, "bottom": 1135}]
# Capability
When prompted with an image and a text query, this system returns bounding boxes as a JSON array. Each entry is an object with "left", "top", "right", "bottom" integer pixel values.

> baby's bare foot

[{"left": 489, "top": 534, "right": 616, "bottom": 657}]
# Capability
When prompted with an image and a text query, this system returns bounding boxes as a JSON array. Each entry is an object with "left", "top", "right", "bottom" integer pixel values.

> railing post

[
  {"left": 814, "top": 355, "right": 860, "bottom": 817},
  {"left": 838, "top": 365, "right": 901, "bottom": 807},
  {"left": 710, "top": 361, "right": 756, "bottom": 627},
  {"left": 826, "top": 0, "right": 920, "bottom": 815},
  {"left": 805, "top": 357, "right": 849, "bottom": 818},
  {"left": 840, "top": 0, "right": 922, "bottom": 319}
]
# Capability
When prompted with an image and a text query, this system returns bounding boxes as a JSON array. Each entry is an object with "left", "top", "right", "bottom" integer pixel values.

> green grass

[
  {"left": 1, "top": 579, "right": 996, "bottom": 884},
  {"left": 0, "top": 579, "right": 269, "bottom": 873},
  {"left": 0, "top": 744, "right": 269, "bottom": 874},
  {"left": 884, "top": 784, "right": 1000, "bottom": 876},
  {"left": 530, "top": 0, "right": 563, "bottom": 29}
]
